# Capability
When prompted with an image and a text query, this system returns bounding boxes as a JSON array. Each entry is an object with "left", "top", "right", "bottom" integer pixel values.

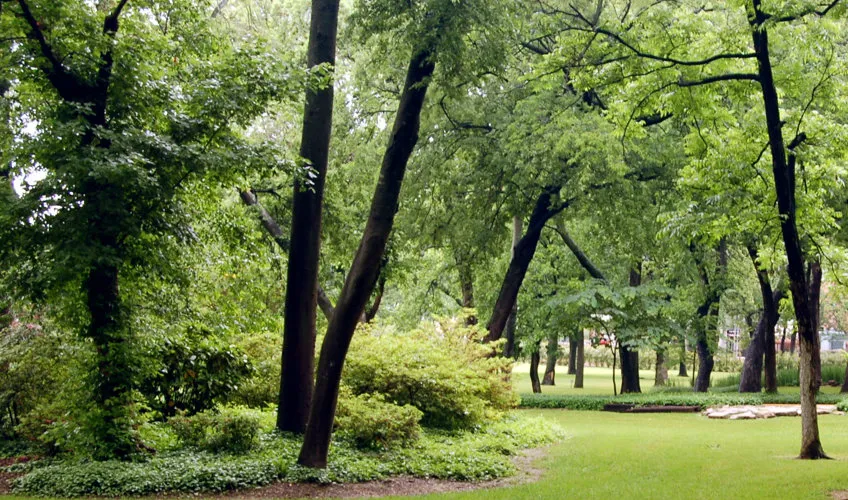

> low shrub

[
  {"left": 13, "top": 412, "right": 564, "bottom": 497},
  {"left": 343, "top": 318, "right": 518, "bottom": 430},
  {"left": 168, "top": 407, "right": 260, "bottom": 454},
  {"left": 837, "top": 399, "right": 848, "bottom": 412},
  {"left": 519, "top": 392, "right": 845, "bottom": 410},
  {"left": 335, "top": 392, "right": 423, "bottom": 450}
]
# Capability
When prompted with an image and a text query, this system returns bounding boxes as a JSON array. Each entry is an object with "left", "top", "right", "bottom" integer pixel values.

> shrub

[
  {"left": 343, "top": 319, "right": 518, "bottom": 430},
  {"left": 334, "top": 392, "right": 422, "bottom": 450},
  {"left": 837, "top": 399, "right": 848, "bottom": 412},
  {"left": 168, "top": 407, "right": 259, "bottom": 454}
]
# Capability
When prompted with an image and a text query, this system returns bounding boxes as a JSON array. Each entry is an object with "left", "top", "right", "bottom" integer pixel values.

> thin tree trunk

[
  {"left": 841, "top": 362, "right": 848, "bottom": 393},
  {"left": 790, "top": 331, "right": 797, "bottom": 355},
  {"left": 740, "top": 243, "right": 783, "bottom": 393},
  {"left": 574, "top": 329, "right": 585, "bottom": 388},
  {"left": 529, "top": 341, "right": 542, "bottom": 393},
  {"left": 457, "top": 258, "right": 476, "bottom": 326},
  {"left": 297, "top": 48, "right": 436, "bottom": 469},
  {"left": 679, "top": 361, "right": 687, "bottom": 377},
  {"left": 654, "top": 349, "right": 668, "bottom": 386},
  {"left": 485, "top": 187, "right": 564, "bottom": 343},
  {"left": 691, "top": 241, "right": 726, "bottom": 393},
  {"left": 277, "top": 0, "right": 340, "bottom": 434},
  {"left": 780, "top": 323, "right": 787, "bottom": 353},
  {"left": 502, "top": 216, "right": 523, "bottom": 354},
  {"left": 568, "top": 335, "right": 578, "bottom": 375},
  {"left": 542, "top": 332, "right": 558, "bottom": 385}
]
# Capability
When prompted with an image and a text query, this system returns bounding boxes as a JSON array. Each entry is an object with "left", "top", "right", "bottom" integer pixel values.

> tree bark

[
  {"left": 740, "top": 244, "right": 783, "bottom": 393},
  {"left": 529, "top": 341, "right": 542, "bottom": 393},
  {"left": 277, "top": 0, "right": 340, "bottom": 434},
  {"left": 457, "top": 257, "right": 477, "bottom": 326},
  {"left": 841, "top": 362, "right": 848, "bottom": 394},
  {"left": 790, "top": 331, "right": 797, "bottom": 355},
  {"left": 654, "top": 349, "right": 668, "bottom": 386},
  {"left": 750, "top": 1, "right": 827, "bottom": 458},
  {"left": 780, "top": 323, "right": 787, "bottom": 353},
  {"left": 620, "top": 265, "right": 642, "bottom": 394},
  {"left": 503, "top": 216, "right": 523, "bottom": 354},
  {"left": 679, "top": 361, "right": 687, "bottom": 377},
  {"left": 297, "top": 48, "right": 435, "bottom": 468},
  {"left": 485, "top": 187, "right": 564, "bottom": 343},
  {"left": 574, "top": 329, "right": 585, "bottom": 388},
  {"left": 568, "top": 334, "right": 578, "bottom": 375},
  {"left": 542, "top": 331, "right": 558, "bottom": 385},
  {"left": 691, "top": 241, "right": 727, "bottom": 393}
]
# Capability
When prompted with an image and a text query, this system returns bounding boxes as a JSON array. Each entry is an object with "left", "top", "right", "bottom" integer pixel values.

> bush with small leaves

[{"left": 335, "top": 391, "right": 422, "bottom": 450}]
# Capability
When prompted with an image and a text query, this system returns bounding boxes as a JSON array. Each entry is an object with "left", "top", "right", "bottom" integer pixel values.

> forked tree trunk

[
  {"left": 485, "top": 187, "right": 564, "bottom": 343},
  {"left": 542, "top": 332, "right": 558, "bottom": 385},
  {"left": 620, "top": 265, "right": 642, "bottom": 394},
  {"left": 740, "top": 244, "right": 783, "bottom": 393},
  {"left": 529, "top": 341, "right": 542, "bottom": 393},
  {"left": 297, "top": 48, "right": 436, "bottom": 469},
  {"left": 574, "top": 330, "right": 585, "bottom": 388},
  {"left": 277, "top": 0, "right": 340, "bottom": 434},
  {"left": 654, "top": 349, "right": 668, "bottom": 386}
]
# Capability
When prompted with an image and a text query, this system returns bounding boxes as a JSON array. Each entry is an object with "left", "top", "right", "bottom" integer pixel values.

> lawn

[
  {"left": 382, "top": 410, "right": 848, "bottom": 500},
  {"left": 513, "top": 364, "right": 845, "bottom": 396}
]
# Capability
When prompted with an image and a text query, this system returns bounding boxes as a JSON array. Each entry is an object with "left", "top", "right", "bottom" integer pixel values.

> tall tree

[{"left": 277, "top": 0, "right": 340, "bottom": 435}]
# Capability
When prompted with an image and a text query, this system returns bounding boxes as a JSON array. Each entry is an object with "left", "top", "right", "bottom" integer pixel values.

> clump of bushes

[
  {"left": 334, "top": 391, "right": 423, "bottom": 450},
  {"left": 519, "top": 392, "right": 845, "bottom": 410},
  {"left": 168, "top": 407, "right": 260, "bottom": 454},
  {"left": 13, "top": 412, "right": 565, "bottom": 497},
  {"left": 343, "top": 318, "right": 518, "bottom": 430}
]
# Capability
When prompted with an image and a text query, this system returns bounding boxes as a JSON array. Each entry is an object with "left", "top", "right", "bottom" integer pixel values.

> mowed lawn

[
  {"left": 511, "top": 363, "right": 844, "bottom": 395},
  {"left": 383, "top": 410, "right": 848, "bottom": 500}
]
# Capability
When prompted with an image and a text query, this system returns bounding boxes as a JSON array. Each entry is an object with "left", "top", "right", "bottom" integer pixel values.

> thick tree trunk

[
  {"left": 84, "top": 259, "right": 134, "bottom": 459},
  {"left": 620, "top": 265, "right": 642, "bottom": 394},
  {"left": 277, "top": 0, "right": 340, "bottom": 434},
  {"left": 542, "top": 332, "right": 558, "bottom": 385},
  {"left": 568, "top": 335, "right": 578, "bottom": 375},
  {"left": 654, "top": 349, "right": 668, "bottom": 386},
  {"left": 739, "top": 322, "right": 764, "bottom": 393},
  {"left": 574, "top": 330, "right": 585, "bottom": 388},
  {"left": 750, "top": 2, "right": 827, "bottom": 458},
  {"left": 502, "top": 216, "right": 522, "bottom": 354},
  {"left": 529, "top": 342, "right": 542, "bottom": 394},
  {"left": 297, "top": 49, "right": 435, "bottom": 469},
  {"left": 693, "top": 335, "right": 713, "bottom": 392},
  {"left": 485, "top": 187, "right": 563, "bottom": 343}
]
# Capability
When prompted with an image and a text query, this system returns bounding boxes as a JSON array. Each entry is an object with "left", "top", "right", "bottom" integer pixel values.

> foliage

[
  {"left": 343, "top": 318, "right": 518, "bottom": 430},
  {"left": 13, "top": 412, "right": 563, "bottom": 496},
  {"left": 167, "top": 407, "right": 260, "bottom": 454},
  {"left": 519, "top": 392, "right": 845, "bottom": 411},
  {"left": 334, "top": 391, "right": 423, "bottom": 450}
]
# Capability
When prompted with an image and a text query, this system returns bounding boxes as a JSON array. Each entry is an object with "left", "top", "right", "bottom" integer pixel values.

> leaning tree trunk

[
  {"left": 750, "top": 3, "right": 827, "bottom": 458},
  {"left": 502, "top": 216, "right": 523, "bottom": 355},
  {"left": 542, "top": 332, "right": 558, "bottom": 385},
  {"left": 654, "top": 349, "right": 668, "bottom": 386},
  {"left": 529, "top": 341, "right": 542, "bottom": 394},
  {"left": 485, "top": 187, "right": 563, "bottom": 343},
  {"left": 620, "top": 265, "right": 642, "bottom": 394},
  {"left": 574, "top": 329, "right": 585, "bottom": 388},
  {"left": 277, "top": 0, "right": 340, "bottom": 434},
  {"left": 297, "top": 48, "right": 436, "bottom": 469}
]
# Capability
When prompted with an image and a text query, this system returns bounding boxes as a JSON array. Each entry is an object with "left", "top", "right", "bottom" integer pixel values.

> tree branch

[{"left": 677, "top": 73, "right": 760, "bottom": 87}]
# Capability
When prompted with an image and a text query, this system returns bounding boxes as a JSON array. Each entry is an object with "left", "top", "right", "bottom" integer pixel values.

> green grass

[
  {"left": 513, "top": 364, "right": 843, "bottom": 395},
  {"left": 377, "top": 410, "right": 848, "bottom": 500}
]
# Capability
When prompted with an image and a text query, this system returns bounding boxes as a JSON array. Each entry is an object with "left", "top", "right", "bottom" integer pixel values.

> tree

[{"left": 0, "top": 0, "right": 302, "bottom": 458}]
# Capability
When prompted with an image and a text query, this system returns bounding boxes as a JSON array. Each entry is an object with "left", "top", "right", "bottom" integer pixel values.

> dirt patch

[
  {"left": 208, "top": 447, "right": 548, "bottom": 499},
  {"left": 831, "top": 491, "right": 848, "bottom": 500},
  {"left": 0, "top": 471, "right": 22, "bottom": 495}
]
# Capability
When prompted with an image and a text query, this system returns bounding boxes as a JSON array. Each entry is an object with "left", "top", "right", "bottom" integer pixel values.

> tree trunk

[
  {"left": 568, "top": 335, "right": 577, "bottom": 375},
  {"left": 750, "top": 2, "right": 827, "bottom": 458},
  {"left": 690, "top": 241, "right": 726, "bottom": 393},
  {"left": 841, "top": 362, "right": 848, "bottom": 394},
  {"left": 620, "top": 265, "right": 642, "bottom": 394},
  {"left": 502, "top": 216, "right": 523, "bottom": 354},
  {"left": 542, "top": 332, "right": 558, "bottom": 385},
  {"left": 574, "top": 330, "right": 585, "bottom": 388},
  {"left": 297, "top": 48, "right": 435, "bottom": 469},
  {"left": 276, "top": 0, "right": 340, "bottom": 434},
  {"left": 529, "top": 341, "right": 542, "bottom": 393},
  {"left": 739, "top": 319, "right": 764, "bottom": 393},
  {"left": 693, "top": 333, "right": 713, "bottom": 392},
  {"left": 485, "top": 187, "right": 563, "bottom": 343},
  {"left": 780, "top": 323, "right": 787, "bottom": 353},
  {"left": 679, "top": 361, "right": 687, "bottom": 377},
  {"left": 654, "top": 349, "right": 668, "bottom": 386},
  {"left": 457, "top": 258, "right": 476, "bottom": 326},
  {"left": 790, "top": 331, "right": 797, "bottom": 355},
  {"left": 740, "top": 243, "right": 783, "bottom": 393}
]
